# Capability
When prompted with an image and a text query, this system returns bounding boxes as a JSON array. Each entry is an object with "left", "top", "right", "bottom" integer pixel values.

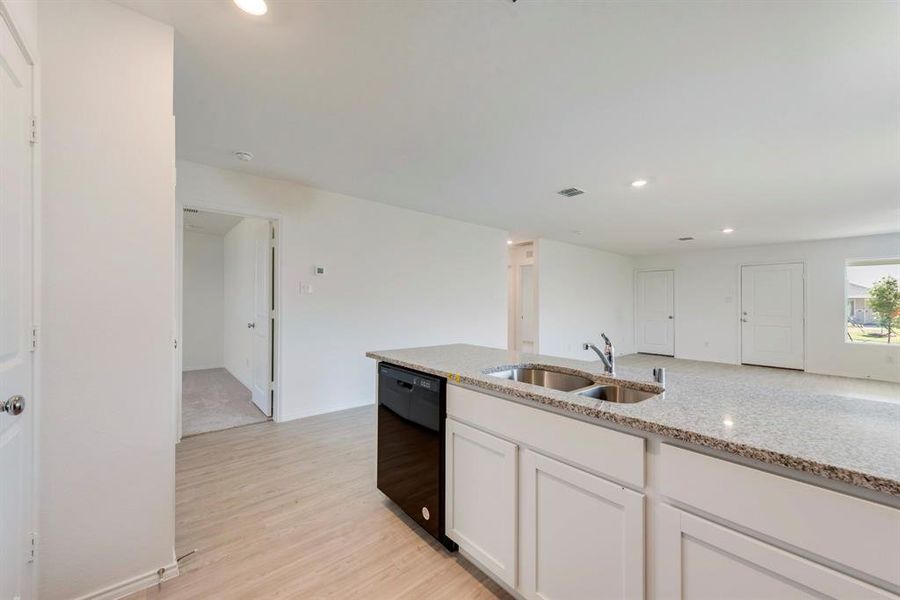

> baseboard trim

[
  {"left": 278, "top": 400, "right": 373, "bottom": 424},
  {"left": 183, "top": 365, "right": 225, "bottom": 372},
  {"left": 73, "top": 560, "right": 179, "bottom": 600}
]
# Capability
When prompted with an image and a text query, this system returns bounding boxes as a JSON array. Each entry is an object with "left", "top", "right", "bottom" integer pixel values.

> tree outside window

[{"left": 846, "top": 260, "right": 900, "bottom": 344}]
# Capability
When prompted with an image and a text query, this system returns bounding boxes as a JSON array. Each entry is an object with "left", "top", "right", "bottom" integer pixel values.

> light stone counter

[{"left": 367, "top": 344, "right": 900, "bottom": 496}]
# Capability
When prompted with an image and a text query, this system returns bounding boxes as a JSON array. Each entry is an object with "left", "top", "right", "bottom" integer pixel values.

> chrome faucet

[{"left": 583, "top": 333, "right": 615, "bottom": 375}]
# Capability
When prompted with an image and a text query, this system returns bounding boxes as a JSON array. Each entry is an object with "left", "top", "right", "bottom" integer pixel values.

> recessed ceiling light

[
  {"left": 506, "top": 240, "right": 514, "bottom": 245},
  {"left": 631, "top": 179, "right": 648, "bottom": 188},
  {"left": 234, "top": 151, "right": 254, "bottom": 161},
  {"left": 723, "top": 418, "right": 734, "bottom": 428},
  {"left": 722, "top": 228, "right": 735, "bottom": 234},
  {"left": 234, "top": 0, "right": 267, "bottom": 15}
]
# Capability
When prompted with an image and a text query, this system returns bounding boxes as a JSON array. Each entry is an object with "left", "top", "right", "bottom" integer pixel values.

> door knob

[
  {"left": 2, "top": 395, "right": 24, "bottom": 416},
  {"left": 247, "top": 322, "right": 256, "bottom": 329},
  {"left": 668, "top": 315, "right": 673, "bottom": 319}
]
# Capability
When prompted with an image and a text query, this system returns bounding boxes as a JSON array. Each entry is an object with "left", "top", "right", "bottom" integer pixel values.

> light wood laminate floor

[{"left": 127, "top": 406, "right": 509, "bottom": 600}]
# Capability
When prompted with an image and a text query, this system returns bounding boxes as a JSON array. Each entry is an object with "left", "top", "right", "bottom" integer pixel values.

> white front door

[
  {"left": 0, "top": 16, "right": 34, "bottom": 600},
  {"left": 635, "top": 270, "right": 674, "bottom": 355},
  {"left": 741, "top": 263, "right": 804, "bottom": 369},
  {"left": 250, "top": 222, "right": 272, "bottom": 416}
]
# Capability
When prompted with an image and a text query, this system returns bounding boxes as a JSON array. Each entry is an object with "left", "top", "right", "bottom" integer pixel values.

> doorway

[
  {"left": 635, "top": 269, "right": 675, "bottom": 356},
  {"left": 740, "top": 262, "right": 805, "bottom": 369},
  {"left": 508, "top": 242, "right": 537, "bottom": 353},
  {"left": 179, "top": 208, "right": 276, "bottom": 436}
]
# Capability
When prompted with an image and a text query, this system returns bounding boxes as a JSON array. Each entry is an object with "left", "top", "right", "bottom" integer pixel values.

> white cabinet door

[
  {"left": 520, "top": 450, "right": 644, "bottom": 600},
  {"left": 446, "top": 418, "right": 518, "bottom": 588},
  {"left": 635, "top": 270, "right": 674, "bottom": 356},
  {"left": 740, "top": 263, "right": 804, "bottom": 369},
  {"left": 657, "top": 505, "right": 896, "bottom": 600}
]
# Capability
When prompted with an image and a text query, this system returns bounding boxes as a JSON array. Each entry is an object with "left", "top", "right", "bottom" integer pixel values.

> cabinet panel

[
  {"left": 448, "top": 384, "right": 645, "bottom": 488},
  {"left": 660, "top": 443, "right": 900, "bottom": 588},
  {"left": 445, "top": 418, "right": 518, "bottom": 587},
  {"left": 656, "top": 505, "right": 897, "bottom": 600},
  {"left": 520, "top": 450, "right": 644, "bottom": 600}
]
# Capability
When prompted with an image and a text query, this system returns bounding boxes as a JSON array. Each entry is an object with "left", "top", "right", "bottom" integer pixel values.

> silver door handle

[
  {"left": 2, "top": 395, "right": 25, "bottom": 416},
  {"left": 247, "top": 322, "right": 256, "bottom": 329}
]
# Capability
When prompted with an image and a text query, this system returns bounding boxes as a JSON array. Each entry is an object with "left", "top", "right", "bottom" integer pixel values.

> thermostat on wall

[{"left": 314, "top": 266, "right": 326, "bottom": 276}]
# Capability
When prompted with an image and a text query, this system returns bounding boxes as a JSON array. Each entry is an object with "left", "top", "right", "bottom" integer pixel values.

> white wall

[
  {"left": 183, "top": 231, "right": 224, "bottom": 371},
  {"left": 537, "top": 239, "right": 636, "bottom": 360},
  {"left": 636, "top": 233, "right": 900, "bottom": 382},
  {"left": 223, "top": 218, "right": 268, "bottom": 387},
  {"left": 38, "top": 2, "right": 176, "bottom": 598},
  {"left": 177, "top": 160, "right": 508, "bottom": 421}
]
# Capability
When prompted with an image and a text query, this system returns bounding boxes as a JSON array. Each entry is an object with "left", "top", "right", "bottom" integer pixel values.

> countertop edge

[{"left": 367, "top": 351, "right": 900, "bottom": 497}]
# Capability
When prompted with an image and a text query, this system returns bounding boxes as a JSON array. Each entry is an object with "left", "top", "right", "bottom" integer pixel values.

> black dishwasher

[{"left": 377, "top": 363, "right": 457, "bottom": 551}]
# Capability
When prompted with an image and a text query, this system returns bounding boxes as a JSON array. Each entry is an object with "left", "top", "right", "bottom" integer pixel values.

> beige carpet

[{"left": 182, "top": 368, "right": 267, "bottom": 437}]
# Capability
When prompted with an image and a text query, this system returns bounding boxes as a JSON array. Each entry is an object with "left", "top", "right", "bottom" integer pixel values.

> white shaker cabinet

[
  {"left": 445, "top": 418, "right": 518, "bottom": 588},
  {"left": 656, "top": 505, "right": 897, "bottom": 600},
  {"left": 519, "top": 449, "right": 645, "bottom": 600}
]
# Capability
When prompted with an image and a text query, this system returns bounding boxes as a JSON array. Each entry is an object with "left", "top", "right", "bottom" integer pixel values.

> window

[{"left": 846, "top": 258, "right": 900, "bottom": 344}]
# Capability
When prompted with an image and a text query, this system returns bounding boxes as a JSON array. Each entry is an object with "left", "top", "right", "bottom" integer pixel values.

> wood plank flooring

[{"left": 127, "top": 406, "right": 509, "bottom": 600}]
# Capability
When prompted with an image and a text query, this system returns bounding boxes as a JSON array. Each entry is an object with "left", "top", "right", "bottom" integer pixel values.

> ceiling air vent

[
  {"left": 678, "top": 236, "right": 694, "bottom": 241},
  {"left": 183, "top": 208, "right": 199, "bottom": 214},
  {"left": 558, "top": 187, "right": 584, "bottom": 197}
]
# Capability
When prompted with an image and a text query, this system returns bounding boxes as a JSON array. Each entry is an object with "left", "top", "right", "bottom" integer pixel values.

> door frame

[
  {"left": 737, "top": 260, "right": 807, "bottom": 371},
  {"left": 175, "top": 201, "right": 283, "bottom": 441},
  {"left": 633, "top": 268, "right": 676, "bottom": 357}
]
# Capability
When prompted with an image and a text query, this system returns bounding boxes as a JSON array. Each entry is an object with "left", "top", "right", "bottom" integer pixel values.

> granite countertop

[{"left": 367, "top": 344, "right": 900, "bottom": 497}]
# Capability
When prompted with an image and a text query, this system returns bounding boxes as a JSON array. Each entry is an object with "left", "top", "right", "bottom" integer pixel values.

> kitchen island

[{"left": 368, "top": 344, "right": 900, "bottom": 599}]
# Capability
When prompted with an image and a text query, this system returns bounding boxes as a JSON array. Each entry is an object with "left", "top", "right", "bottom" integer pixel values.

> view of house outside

[{"left": 846, "top": 261, "right": 900, "bottom": 344}]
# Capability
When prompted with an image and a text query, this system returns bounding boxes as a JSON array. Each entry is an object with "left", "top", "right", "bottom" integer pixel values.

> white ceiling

[
  {"left": 183, "top": 209, "right": 243, "bottom": 236},
  {"left": 122, "top": 0, "right": 899, "bottom": 255}
]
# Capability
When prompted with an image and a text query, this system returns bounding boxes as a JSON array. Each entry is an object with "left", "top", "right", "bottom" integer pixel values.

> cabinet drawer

[
  {"left": 448, "top": 384, "right": 644, "bottom": 488},
  {"left": 660, "top": 443, "right": 900, "bottom": 588}
]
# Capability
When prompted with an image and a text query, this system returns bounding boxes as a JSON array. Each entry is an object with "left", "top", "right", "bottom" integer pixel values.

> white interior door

[
  {"left": 0, "top": 17, "right": 34, "bottom": 600},
  {"left": 516, "top": 264, "right": 536, "bottom": 353},
  {"left": 250, "top": 222, "right": 272, "bottom": 416},
  {"left": 636, "top": 270, "right": 674, "bottom": 356},
  {"left": 741, "top": 263, "right": 804, "bottom": 369}
]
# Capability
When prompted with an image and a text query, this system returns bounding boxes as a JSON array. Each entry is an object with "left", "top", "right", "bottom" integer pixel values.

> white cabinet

[
  {"left": 520, "top": 449, "right": 645, "bottom": 600},
  {"left": 445, "top": 418, "right": 518, "bottom": 587},
  {"left": 656, "top": 505, "right": 897, "bottom": 600}
]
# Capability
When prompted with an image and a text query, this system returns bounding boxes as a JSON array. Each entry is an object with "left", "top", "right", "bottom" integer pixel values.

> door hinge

[
  {"left": 30, "top": 327, "right": 38, "bottom": 351},
  {"left": 29, "top": 116, "right": 38, "bottom": 145},
  {"left": 28, "top": 533, "right": 36, "bottom": 563}
]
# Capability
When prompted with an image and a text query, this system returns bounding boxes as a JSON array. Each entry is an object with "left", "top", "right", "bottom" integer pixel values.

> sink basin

[
  {"left": 490, "top": 368, "right": 594, "bottom": 392},
  {"left": 577, "top": 385, "right": 657, "bottom": 404}
]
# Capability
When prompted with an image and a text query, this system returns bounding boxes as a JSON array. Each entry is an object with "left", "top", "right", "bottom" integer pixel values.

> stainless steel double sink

[{"left": 488, "top": 367, "right": 658, "bottom": 404}]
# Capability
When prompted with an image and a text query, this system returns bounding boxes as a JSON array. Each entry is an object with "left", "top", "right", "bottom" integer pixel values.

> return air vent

[
  {"left": 183, "top": 208, "right": 199, "bottom": 214},
  {"left": 558, "top": 187, "right": 584, "bottom": 197}
]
